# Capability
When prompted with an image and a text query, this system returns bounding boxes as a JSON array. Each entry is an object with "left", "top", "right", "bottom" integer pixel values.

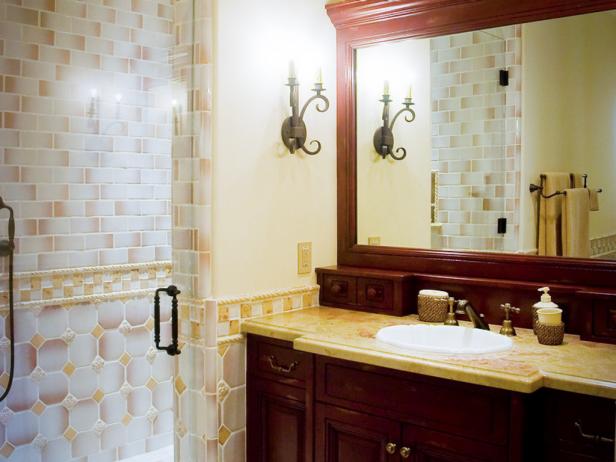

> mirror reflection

[{"left": 355, "top": 11, "right": 616, "bottom": 259}]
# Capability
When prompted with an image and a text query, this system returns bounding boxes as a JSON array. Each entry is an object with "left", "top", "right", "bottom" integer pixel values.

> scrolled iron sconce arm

[
  {"left": 373, "top": 95, "right": 415, "bottom": 161},
  {"left": 281, "top": 78, "right": 329, "bottom": 155}
]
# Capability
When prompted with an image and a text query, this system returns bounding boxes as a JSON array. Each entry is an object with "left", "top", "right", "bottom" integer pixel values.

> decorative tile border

[
  {"left": 216, "top": 285, "right": 319, "bottom": 339},
  {"left": 591, "top": 233, "right": 616, "bottom": 258},
  {"left": 0, "top": 261, "right": 172, "bottom": 309}
]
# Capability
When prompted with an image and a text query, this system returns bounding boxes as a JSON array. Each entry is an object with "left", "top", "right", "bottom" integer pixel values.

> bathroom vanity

[{"left": 244, "top": 308, "right": 616, "bottom": 462}]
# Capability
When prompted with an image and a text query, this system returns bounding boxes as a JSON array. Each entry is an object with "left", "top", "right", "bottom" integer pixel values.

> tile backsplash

[{"left": 0, "top": 0, "right": 174, "bottom": 273}]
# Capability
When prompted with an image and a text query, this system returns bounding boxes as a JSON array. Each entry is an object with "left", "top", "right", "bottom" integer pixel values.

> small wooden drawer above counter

[{"left": 316, "top": 266, "right": 412, "bottom": 316}]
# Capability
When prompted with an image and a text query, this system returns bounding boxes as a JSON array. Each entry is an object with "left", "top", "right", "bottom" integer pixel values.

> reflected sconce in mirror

[
  {"left": 281, "top": 62, "right": 330, "bottom": 155},
  {"left": 373, "top": 82, "right": 416, "bottom": 161}
]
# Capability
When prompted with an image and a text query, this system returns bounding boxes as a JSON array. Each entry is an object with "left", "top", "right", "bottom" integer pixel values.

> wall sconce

[
  {"left": 281, "top": 62, "right": 329, "bottom": 155},
  {"left": 373, "top": 82, "right": 416, "bottom": 161}
]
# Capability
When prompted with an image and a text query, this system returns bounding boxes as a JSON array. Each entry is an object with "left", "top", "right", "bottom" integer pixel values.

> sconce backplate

[
  {"left": 373, "top": 126, "right": 394, "bottom": 158},
  {"left": 281, "top": 117, "right": 307, "bottom": 153}
]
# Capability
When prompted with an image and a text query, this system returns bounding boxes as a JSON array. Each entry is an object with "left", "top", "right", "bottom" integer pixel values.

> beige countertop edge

[
  {"left": 293, "top": 336, "right": 543, "bottom": 394},
  {"left": 241, "top": 322, "right": 305, "bottom": 342},
  {"left": 542, "top": 372, "right": 616, "bottom": 400}
]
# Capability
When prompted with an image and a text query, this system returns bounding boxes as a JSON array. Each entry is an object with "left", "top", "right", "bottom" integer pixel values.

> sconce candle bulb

[
  {"left": 281, "top": 65, "right": 330, "bottom": 155},
  {"left": 372, "top": 86, "right": 416, "bottom": 161}
]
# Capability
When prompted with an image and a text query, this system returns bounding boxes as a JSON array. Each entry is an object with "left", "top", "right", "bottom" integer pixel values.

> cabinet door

[
  {"left": 403, "top": 425, "right": 506, "bottom": 462},
  {"left": 315, "top": 403, "right": 400, "bottom": 462},
  {"left": 247, "top": 378, "right": 306, "bottom": 462}
]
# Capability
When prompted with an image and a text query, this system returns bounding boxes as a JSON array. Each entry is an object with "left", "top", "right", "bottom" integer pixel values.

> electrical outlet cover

[
  {"left": 368, "top": 236, "right": 381, "bottom": 246},
  {"left": 297, "top": 242, "right": 312, "bottom": 274}
]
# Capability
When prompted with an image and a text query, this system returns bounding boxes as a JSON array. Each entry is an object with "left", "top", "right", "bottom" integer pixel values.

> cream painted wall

[
  {"left": 211, "top": 0, "right": 337, "bottom": 296},
  {"left": 520, "top": 12, "right": 616, "bottom": 252},
  {"left": 356, "top": 39, "right": 432, "bottom": 248}
]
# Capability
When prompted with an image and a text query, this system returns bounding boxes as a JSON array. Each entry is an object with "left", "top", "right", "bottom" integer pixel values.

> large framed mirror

[{"left": 328, "top": 0, "right": 616, "bottom": 287}]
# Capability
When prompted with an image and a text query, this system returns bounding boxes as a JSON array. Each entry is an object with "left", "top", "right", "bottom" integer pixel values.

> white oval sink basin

[{"left": 376, "top": 325, "right": 512, "bottom": 355}]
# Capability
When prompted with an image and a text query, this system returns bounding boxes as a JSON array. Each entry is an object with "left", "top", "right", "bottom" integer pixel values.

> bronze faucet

[{"left": 455, "top": 300, "right": 490, "bottom": 330}]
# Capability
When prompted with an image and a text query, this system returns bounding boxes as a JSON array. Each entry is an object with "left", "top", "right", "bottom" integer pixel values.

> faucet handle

[
  {"left": 499, "top": 303, "right": 520, "bottom": 336},
  {"left": 444, "top": 297, "right": 458, "bottom": 326}
]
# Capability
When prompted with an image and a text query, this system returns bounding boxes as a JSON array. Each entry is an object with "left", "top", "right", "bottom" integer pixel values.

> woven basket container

[
  {"left": 417, "top": 290, "right": 449, "bottom": 323},
  {"left": 536, "top": 322, "right": 565, "bottom": 346}
]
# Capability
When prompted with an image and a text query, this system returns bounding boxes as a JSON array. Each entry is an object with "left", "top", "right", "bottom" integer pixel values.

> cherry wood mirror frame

[{"left": 326, "top": 0, "right": 616, "bottom": 289}]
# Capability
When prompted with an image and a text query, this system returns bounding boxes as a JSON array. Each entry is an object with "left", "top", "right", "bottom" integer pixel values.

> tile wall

[
  {"left": 0, "top": 0, "right": 174, "bottom": 273},
  {"left": 0, "top": 262, "right": 174, "bottom": 462},
  {"left": 430, "top": 26, "right": 522, "bottom": 252}
]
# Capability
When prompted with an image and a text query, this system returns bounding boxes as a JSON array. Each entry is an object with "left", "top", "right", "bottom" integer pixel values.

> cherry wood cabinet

[{"left": 247, "top": 335, "right": 615, "bottom": 462}]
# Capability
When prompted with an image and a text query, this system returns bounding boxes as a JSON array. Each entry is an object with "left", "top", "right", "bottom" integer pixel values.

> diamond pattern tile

[
  {"left": 146, "top": 378, "right": 158, "bottom": 391},
  {"left": 91, "top": 324, "right": 104, "bottom": 339},
  {"left": 122, "top": 414, "right": 133, "bottom": 426},
  {"left": 63, "top": 361, "right": 76, "bottom": 376},
  {"left": 30, "top": 333, "right": 45, "bottom": 349},
  {"left": 119, "top": 352, "right": 132, "bottom": 366},
  {"left": 92, "top": 389, "right": 105, "bottom": 403},
  {"left": 174, "top": 377, "right": 186, "bottom": 395},
  {"left": 63, "top": 427, "right": 77, "bottom": 442},
  {"left": 0, "top": 443, "right": 15, "bottom": 458},
  {"left": 218, "top": 425, "right": 231, "bottom": 445},
  {"left": 32, "top": 401, "right": 46, "bottom": 415}
]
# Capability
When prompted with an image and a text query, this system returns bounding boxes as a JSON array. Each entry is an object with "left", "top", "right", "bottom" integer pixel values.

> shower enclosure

[{"left": 0, "top": 0, "right": 210, "bottom": 458}]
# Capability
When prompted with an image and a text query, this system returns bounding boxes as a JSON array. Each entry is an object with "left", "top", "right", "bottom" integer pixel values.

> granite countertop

[{"left": 241, "top": 306, "right": 616, "bottom": 399}]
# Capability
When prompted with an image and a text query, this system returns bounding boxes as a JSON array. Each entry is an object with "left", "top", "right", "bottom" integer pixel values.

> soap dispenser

[{"left": 533, "top": 287, "right": 559, "bottom": 334}]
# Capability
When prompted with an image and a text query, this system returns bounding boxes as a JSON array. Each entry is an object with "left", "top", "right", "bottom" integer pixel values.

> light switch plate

[
  {"left": 368, "top": 236, "right": 381, "bottom": 246},
  {"left": 297, "top": 242, "right": 312, "bottom": 274}
]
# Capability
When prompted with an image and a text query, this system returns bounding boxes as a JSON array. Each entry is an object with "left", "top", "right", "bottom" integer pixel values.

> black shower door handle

[{"left": 153, "top": 285, "right": 181, "bottom": 356}]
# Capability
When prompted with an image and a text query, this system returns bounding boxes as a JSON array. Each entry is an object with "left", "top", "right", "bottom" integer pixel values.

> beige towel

[
  {"left": 562, "top": 188, "right": 591, "bottom": 258},
  {"left": 570, "top": 173, "right": 585, "bottom": 188},
  {"left": 588, "top": 189, "right": 600, "bottom": 211},
  {"left": 538, "top": 172, "right": 571, "bottom": 256}
]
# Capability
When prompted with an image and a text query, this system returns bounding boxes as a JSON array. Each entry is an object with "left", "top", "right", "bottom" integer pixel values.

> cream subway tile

[
  {"left": 70, "top": 51, "right": 101, "bottom": 69},
  {"left": 87, "top": 4, "right": 116, "bottom": 23},
  {"left": 38, "top": 252, "right": 70, "bottom": 270},
  {"left": 0, "top": 166, "right": 20, "bottom": 182},
  {"left": 38, "top": 218, "right": 71, "bottom": 235},
  {"left": 19, "top": 236, "right": 54, "bottom": 253},
  {"left": 114, "top": 169, "right": 140, "bottom": 184},
  {"left": 21, "top": 167, "right": 53, "bottom": 184},
  {"left": 0, "top": 57, "right": 20, "bottom": 76},
  {"left": 102, "top": 23, "right": 129, "bottom": 41},
  {"left": 54, "top": 200, "right": 85, "bottom": 217},
  {"left": 53, "top": 99, "right": 84, "bottom": 117},
  {"left": 37, "top": 184, "right": 69, "bottom": 201},
  {"left": 67, "top": 151, "right": 98, "bottom": 169},
  {"left": 22, "top": 132, "right": 54, "bottom": 149},
  {"left": 130, "top": 0, "right": 156, "bottom": 16},
  {"left": 22, "top": 26, "right": 55, "bottom": 46},
  {"left": 40, "top": 11, "right": 71, "bottom": 31},
  {"left": 39, "top": 46, "right": 71, "bottom": 65},
  {"left": 56, "top": 32, "right": 86, "bottom": 51},
  {"left": 6, "top": 5, "right": 39, "bottom": 25},
  {"left": 5, "top": 76, "right": 39, "bottom": 95},
  {"left": 0, "top": 130, "right": 20, "bottom": 147},
  {"left": 55, "top": 234, "right": 85, "bottom": 251},
  {"left": 101, "top": 184, "right": 127, "bottom": 199},
  {"left": 52, "top": 167, "right": 84, "bottom": 184},
  {"left": 4, "top": 112, "right": 37, "bottom": 130},
  {"left": 101, "top": 216, "right": 127, "bottom": 232},
  {"left": 70, "top": 217, "right": 99, "bottom": 233},
  {"left": 38, "top": 115, "right": 70, "bottom": 132},
  {"left": 54, "top": 133, "right": 84, "bottom": 150},
  {"left": 102, "top": 56, "right": 129, "bottom": 73},
  {"left": 1, "top": 184, "right": 36, "bottom": 201},
  {"left": 69, "top": 184, "right": 100, "bottom": 200},
  {"left": 71, "top": 17, "right": 102, "bottom": 37},
  {"left": 56, "top": 0, "right": 86, "bottom": 17},
  {"left": 114, "top": 231, "right": 140, "bottom": 248},
  {"left": 85, "top": 233, "right": 113, "bottom": 250},
  {"left": 113, "top": 41, "right": 141, "bottom": 59},
  {"left": 99, "top": 248, "right": 127, "bottom": 265}
]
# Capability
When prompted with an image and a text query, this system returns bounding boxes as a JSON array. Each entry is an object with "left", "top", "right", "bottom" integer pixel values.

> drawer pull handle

[
  {"left": 574, "top": 420, "right": 615, "bottom": 444},
  {"left": 385, "top": 442, "right": 397, "bottom": 455},
  {"left": 331, "top": 283, "right": 343, "bottom": 294},
  {"left": 267, "top": 355, "right": 299, "bottom": 374}
]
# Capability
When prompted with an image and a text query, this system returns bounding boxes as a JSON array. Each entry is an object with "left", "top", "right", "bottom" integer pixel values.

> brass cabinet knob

[
  {"left": 399, "top": 446, "right": 411, "bottom": 458},
  {"left": 331, "top": 283, "right": 342, "bottom": 294},
  {"left": 385, "top": 442, "right": 397, "bottom": 454}
]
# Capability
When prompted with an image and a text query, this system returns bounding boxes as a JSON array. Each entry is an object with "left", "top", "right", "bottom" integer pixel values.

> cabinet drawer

[
  {"left": 544, "top": 390, "right": 615, "bottom": 461},
  {"left": 357, "top": 278, "right": 394, "bottom": 313},
  {"left": 316, "top": 357, "right": 509, "bottom": 444},
  {"left": 592, "top": 302, "right": 616, "bottom": 340},
  {"left": 321, "top": 274, "right": 357, "bottom": 306},
  {"left": 248, "top": 335, "right": 309, "bottom": 387}
]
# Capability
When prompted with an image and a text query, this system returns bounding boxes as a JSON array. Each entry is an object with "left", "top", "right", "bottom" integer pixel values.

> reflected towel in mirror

[{"left": 562, "top": 188, "right": 591, "bottom": 258}]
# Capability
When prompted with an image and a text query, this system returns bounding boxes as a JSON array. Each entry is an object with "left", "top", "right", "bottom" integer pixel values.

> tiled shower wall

[
  {"left": 430, "top": 26, "right": 522, "bottom": 252},
  {"left": 0, "top": 262, "right": 174, "bottom": 461},
  {"left": 0, "top": 0, "right": 173, "bottom": 273}
]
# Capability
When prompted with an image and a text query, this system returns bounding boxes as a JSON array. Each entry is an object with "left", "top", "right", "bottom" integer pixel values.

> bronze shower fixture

[
  {"left": 281, "top": 63, "right": 329, "bottom": 155},
  {"left": 373, "top": 84, "right": 416, "bottom": 161}
]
